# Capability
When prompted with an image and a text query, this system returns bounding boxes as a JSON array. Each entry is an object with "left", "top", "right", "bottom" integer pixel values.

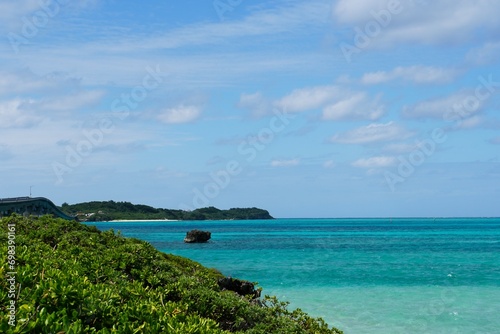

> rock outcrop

[
  {"left": 184, "top": 229, "right": 211, "bottom": 243},
  {"left": 218, "top": 277, "right": 261, "bottom": 299}
]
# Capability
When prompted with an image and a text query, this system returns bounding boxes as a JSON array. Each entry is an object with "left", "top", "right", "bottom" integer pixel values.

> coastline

[{"left": 108, "top": 219, "right": 179, "bottom": 222}]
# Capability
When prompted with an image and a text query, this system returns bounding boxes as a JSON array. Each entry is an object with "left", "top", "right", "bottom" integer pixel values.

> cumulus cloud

[
  {"left": 157, "top": 105, "right": 202, "bottom": 124},
  {"left": 271, "top": 158, "right": 300, "bottom": 167},
  {"left": 322, "top": 92, "right": 384, "bottom": 121},
  {"left": 361, "top": 65, "right": 459, "bottom": 85},
  {"left": 269, "top": 85, "right": 385, "bottom": 121},
  {"left": 352, "top": 156, "right": 396, "bottom": 168},
  {"left": 275, "top": 85, "right": 341, "bottom": 113},
  {"left": 331, "top": 121, "right": 413, "bottom": 144}
]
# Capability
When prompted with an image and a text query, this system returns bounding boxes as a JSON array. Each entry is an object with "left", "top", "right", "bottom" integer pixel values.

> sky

[{"left": 1, "top": 0, "right": 499, "bottom": 218}]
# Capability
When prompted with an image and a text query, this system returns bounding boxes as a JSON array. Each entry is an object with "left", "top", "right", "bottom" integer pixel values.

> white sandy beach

[{"left": 109, "top": 219, "right": 179, "bottom": 222}]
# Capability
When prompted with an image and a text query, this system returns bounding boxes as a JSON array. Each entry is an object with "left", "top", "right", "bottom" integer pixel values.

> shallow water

[{"left": 88, "top": 218, "right": 500, "bottom": 334}]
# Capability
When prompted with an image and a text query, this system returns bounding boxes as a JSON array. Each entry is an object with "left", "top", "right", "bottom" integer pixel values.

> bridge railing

[
  {"left": 0, "top": 197, "right": 75, "bottom": 220},
  {"left": 0, "top": 197, "right": 31, "bottom": 202}
]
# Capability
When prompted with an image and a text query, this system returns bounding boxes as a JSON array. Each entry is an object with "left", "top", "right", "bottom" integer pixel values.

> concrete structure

[{"left": 0, "top": 197, "right": 75, "bottom": 220}]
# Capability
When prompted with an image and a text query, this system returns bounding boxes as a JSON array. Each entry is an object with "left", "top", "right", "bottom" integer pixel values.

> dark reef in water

[{"left": 184, "top": 229, "right": 212, "bottom": 243}]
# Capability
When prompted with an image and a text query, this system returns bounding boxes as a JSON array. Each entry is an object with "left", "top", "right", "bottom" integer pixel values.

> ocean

[{"left": 87, "top": 218, "right": 500, "bottom": 334}]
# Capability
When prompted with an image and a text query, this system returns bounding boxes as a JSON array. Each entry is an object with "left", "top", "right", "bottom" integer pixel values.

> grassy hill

[
  {"left": 59, "top": 201, "right": 274, "bottom": 221},
  {"left": 0, "top": 215, "right": 342, "bottom": 333}
]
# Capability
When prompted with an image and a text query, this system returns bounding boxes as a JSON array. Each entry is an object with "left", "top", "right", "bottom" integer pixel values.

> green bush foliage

[
  {"left": 60, "top": 201, "right": 274, "bottom": 221},
  {"left": 0, "top": 215, "right": 342, "bottom": 333}
]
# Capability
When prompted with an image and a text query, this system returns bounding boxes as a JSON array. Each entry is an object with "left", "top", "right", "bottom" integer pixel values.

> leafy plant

[{"left": 0, "top": 215, "right": 342, "bottom": 333}]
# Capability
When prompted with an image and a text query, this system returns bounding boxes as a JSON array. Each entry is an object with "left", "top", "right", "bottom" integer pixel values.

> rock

[
  {"left": 184, "top": 229, "right": 211, "bottom": 243},
  {"left": 218, "top": 277, "right": 261, "bottom": 299}
]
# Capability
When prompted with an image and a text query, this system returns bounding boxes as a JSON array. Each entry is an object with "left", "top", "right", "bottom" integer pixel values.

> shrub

[{"left": 0, "top": 215, "right": 342, "bottom": 333}]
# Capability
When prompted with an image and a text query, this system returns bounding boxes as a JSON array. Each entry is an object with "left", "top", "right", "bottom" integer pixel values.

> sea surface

[{"left": 87, "top": 218, "right": 500, "bottom": 334}]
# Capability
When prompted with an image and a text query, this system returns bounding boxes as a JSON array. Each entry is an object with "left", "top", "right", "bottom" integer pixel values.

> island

[{"left": 59, "top": 201, "right": 274, "bottom": 222}]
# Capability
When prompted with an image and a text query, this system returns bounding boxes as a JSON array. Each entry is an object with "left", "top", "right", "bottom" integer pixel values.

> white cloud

[
  {"left": 0, "top": 70, "right": 104, "bottom": 126},
  {"left": 157, "top": 105, "right": 201, "bottom": 124},
  {"left": 333, "top": 0, "right": 500, "bottom": 47},
  {"left": 0, "top": 0, "right": 99, "bottom": 32},
  {"left": 453, "top": 115, "right": 484, "bottom": 130},
  {"left": 331, "top": 121, "right": 413, "bottom": 144},
  {"left": 0, "top": 2, "right": 333, "bottom": 89},
  {"left": 0, "top": 69, "right": 82, "bottom": 97},
  {"left": 0, "top": 99, "right": 44, "bottom": 128},
  {"left": 273, "top": 85, "right": 384, "bottom": 121},
  {"left": 402, "top": 90, "right": 482, "bottom": 119},
  {"left": 52, "top": 1, "right": 330, "bottom": 57},
  {"left": 466, "top": 42, "right": 500, "bottom": 65},
  {"left": 275, "top": 85, "right": 341, "bottom": 113},
  {"left": 39, "top": 90, "right": 104, "bottom": 112},
  {"left": 460, "top": 116, "right": 484, "bottom": 129},
  {"left": 271, "top": 158, "right": 300, "bottom": 167},
  {"left": 0, "top": 70, "right": 50, "bottom": 95},
  {"left": 237, "top": 92, "right": 271, "bottom": 117},
  {"left": 361, "top": 65, "right": 459, "bottom": 85},
  {"left": 124, "top": 1, "right": 330, "bottom": 51},
  {"left": 352, "top": 156, "right": 396, "bottom": 168},
  {"left": 0, "top": 81, "right": 105, "bottom": 130},
  {"left": 0, "top": 0, "right": 41, "bottom": 30},
  {"left": 323, "top": 160, "right": 336, "bottom": 169},
  {"left": 17, "top": 50, "right": 325, "bottom": 90},
  {"left": 333, "top": 0, "right": 388, "bottom": 23},
  {"left": 322, "top": 92, "right": 384, "bottom": 121}
]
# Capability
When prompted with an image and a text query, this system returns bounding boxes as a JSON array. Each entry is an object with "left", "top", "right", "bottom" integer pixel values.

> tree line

[{"left": 60, "top": 201, "right": 274, "bottom": 221}]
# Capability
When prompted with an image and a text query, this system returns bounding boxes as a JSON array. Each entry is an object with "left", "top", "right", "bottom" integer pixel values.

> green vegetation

[
  {"left": 59, "top": 201, "right": 273, "bottom": 221},
  {"left": 1, "top": 215, "right": 342, "bottom": 333}
]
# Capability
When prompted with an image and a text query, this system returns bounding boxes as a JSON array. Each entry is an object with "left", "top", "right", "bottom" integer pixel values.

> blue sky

[{"left": 1, "top": 0, "right": 499, "bottom": 218}]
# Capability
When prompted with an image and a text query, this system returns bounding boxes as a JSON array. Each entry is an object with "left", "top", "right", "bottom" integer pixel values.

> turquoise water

[{"left": 87, "top": 218, "right": 500, "bottom": 333}]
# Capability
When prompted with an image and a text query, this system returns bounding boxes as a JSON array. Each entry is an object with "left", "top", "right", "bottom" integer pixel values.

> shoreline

[{"left": 107, "top": 219, "right": 180, "bottom": 222}]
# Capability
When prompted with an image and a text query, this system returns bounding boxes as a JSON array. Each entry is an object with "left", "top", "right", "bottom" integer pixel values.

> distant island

[{"left": 59, "top": 201, "right": 274, "bottom": 221}]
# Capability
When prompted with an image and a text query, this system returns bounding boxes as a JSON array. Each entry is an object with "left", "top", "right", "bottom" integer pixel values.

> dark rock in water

[
  {"left": 184, "top": 229, "right": 211, "bottom": 243},
  {"left": 218, "top": 277, "right": 261, "bottom": 299}
]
